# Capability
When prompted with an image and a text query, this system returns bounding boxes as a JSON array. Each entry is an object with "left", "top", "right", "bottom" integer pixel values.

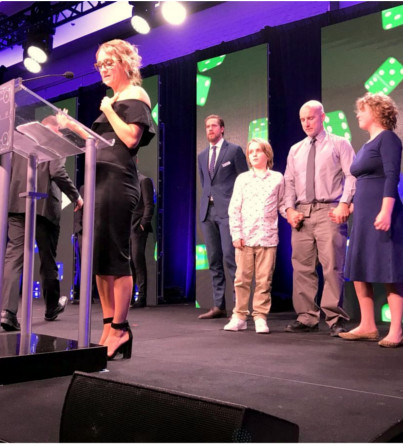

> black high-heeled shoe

[
  {"left": 99, "top": 317, "right": 114, "bottom": 345},
  {"left": 107, "top": 321, "right": 133, "bottom": 360}
]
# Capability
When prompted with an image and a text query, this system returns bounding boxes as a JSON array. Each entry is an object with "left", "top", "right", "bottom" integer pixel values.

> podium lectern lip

[
  {"left": 1, "top": 78, "right": 113, "bottom": 160},
  {"left": 0, "top": 78, "right": 112, "bottom": 381}
]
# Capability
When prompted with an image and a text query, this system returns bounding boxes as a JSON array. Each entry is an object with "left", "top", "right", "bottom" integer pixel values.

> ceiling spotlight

[
  {"left": 27, "top": 44, "right": 48, "bottom": 64},
  {"left": 131, "top": 15, "right": 151, "bottom": 34},
  {"left": 23, "top": 30, "right": 53, "bottom": 70},
  {"left": 161, "top": 1, "right": 187, "bottom": 25},
  {"left": 130, "top": 2, "right": 154, "bottom": 34},
  {"left": 23, "top": 57, "right": 41, "bottom": 74}
]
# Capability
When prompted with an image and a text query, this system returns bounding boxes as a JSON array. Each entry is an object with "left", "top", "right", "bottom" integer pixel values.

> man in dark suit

[
  {"left": 1, "top": 116, "right": 83, "bottom": 331},
  {"left": 197, "top": 114, "right": 248, "bottom": 319},
  {"left": 130, "top": 172, "right": 155, "bottom": 308}
]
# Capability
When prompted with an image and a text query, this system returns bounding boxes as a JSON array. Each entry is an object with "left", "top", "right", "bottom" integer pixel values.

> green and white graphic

[
  {"left": 197, "top": 55, "right": 226, "bottom": 73},
  {"left": 248, "top": 117, "right": 268, "bottom": 141},
  {"left": 365, "top": 57, "right": 403, "bottom": 94},
  {"left": 382, "top": 6, "right": 403, "bottom": 30},
  {"left": 324, "top": 111, "right": 351, "bottom": 141},
  {"left": 196, "top": 244, "right": 209, "bottom": 270}
]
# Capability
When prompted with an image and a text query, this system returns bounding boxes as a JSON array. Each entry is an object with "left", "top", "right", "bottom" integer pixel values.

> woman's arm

[
  {"left": 375, "top": 132, "right": 402, "bottom": 231},
  {"left": 374, "top": 197, "right": 395, "bottom": 231},
  {"left": 100, "top": 94, "right": 144, "bottom": 149},
  {"left": 101, "top": 88, "right": 150, "bottom": 149}
]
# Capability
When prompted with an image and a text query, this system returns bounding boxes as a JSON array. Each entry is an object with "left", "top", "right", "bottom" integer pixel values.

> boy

[{"left": 224, "top": 138, "right": 286, "bottom": 333}]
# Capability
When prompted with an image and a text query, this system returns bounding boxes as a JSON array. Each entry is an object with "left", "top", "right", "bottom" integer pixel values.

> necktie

[
  {"left": 306, "top": 138, "right": 317, "bottom": 203},
  {"left": 209, "top": 145, "right": 217, "bottom": 178}
]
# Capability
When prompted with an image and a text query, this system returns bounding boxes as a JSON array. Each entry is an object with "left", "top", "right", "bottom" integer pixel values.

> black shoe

[
  {"left": 1, "top": 310, "right": 20, "bottom": 331},
  {"left": 45, "top": 296, "right": 68, "bottom": 321},
  {"left": 107, "top": 321, "right": 133, "bottom": 360},
  {"left": 330, "top": 319, "right": 347, "bottom": 337},
  {"left": 285, "top": 320, "right": 319, "bottom": 333},
  {"left": 198, "top": 307, "right": 227, "bottom": 319}
]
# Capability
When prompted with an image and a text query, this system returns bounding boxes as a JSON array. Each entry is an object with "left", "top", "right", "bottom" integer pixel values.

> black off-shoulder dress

[{"left": 91, "top": 99, "right": 155, "bottom": 276}]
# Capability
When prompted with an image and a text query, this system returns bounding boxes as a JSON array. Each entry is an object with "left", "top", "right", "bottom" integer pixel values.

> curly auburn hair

[
  {"left": 246, "top": 138, "right": 274, "bottom": 169},
  {"left": 96, "top": 39, "right": 142, "bottom": 86},
  {"left": 356, "top": 92, "right": 398, "bottom": 130}
]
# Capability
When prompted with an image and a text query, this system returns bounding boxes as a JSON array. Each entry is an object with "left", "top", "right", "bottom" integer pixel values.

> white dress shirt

[{"left": 229, "top": 168, "right": 286, "bottom": 247}]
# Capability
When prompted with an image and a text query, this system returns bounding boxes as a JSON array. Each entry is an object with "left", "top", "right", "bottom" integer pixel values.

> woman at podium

[{"left": 91, "top": 39, "right": 155, "bottom": 359}]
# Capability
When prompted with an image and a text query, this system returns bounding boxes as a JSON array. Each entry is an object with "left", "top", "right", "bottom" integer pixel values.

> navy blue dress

[
  {"left": 345, "top": 130, "right": 403, "bottom": 283},
  {"left": 91, "top": 99, "right": 155, "bottom": 276}
]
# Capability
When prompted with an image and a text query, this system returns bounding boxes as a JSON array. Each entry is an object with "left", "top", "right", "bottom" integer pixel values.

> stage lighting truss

[{"left": 0, "top": 2, "right": 113, "bottom": 51}]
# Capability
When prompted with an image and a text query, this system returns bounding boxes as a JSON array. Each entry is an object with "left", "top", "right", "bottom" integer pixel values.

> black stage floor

[{"left": 0, "top": 299, "right": 402, "bottom": 443}]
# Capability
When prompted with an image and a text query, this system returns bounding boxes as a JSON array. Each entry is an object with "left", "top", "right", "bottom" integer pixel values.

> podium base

[{"left": 0, "top": 333, "right": 107, "bottom": 385}]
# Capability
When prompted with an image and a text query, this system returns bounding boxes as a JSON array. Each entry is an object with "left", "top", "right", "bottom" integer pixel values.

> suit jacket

[
  {"left": 132, "top": 173, "right": 155, "bottom": 233},
  {"left": 198, "top": 140, "right": 248, "bottom": 221},
  {"left": 8, "top": 153, "right": 80, "bottom": 226}
]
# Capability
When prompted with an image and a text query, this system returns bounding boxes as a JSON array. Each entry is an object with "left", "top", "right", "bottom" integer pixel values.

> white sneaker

[
  {"left": 224, "top": 317, "right": 247, "bottom": 331},
  {"left": 255, "top": 318, "right": 270, "bottom": 334}
]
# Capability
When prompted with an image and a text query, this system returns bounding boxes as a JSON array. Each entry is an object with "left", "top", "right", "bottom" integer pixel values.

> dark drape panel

[
  {"left": 159, "top": 56, "right": 197, "bottom": 301},
  {"left": 266, "top": 19, "right": 322, "bottom": 307}
]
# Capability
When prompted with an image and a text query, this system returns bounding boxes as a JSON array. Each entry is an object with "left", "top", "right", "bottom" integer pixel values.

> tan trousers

[
  {"left": 232, "top": 246, "right": 277, "bottom": 321},
  {"left": 291, "top": 204, "right": 349, "bottom": 327}
]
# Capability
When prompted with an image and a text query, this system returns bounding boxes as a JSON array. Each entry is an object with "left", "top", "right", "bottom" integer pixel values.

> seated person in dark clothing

[{"left": 130, "top": 172, "right": 155, "bottom": 308}]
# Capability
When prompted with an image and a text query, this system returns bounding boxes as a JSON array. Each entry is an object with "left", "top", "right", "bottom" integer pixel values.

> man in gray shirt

[{"left": 284, "top": 100, "right": 356, "bottom": 336}]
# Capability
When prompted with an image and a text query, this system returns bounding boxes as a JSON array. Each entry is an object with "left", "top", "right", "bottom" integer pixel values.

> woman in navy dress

[
  {"left": 340, "top": 93, "right": 403, "bottom": 348},
  {"left": 91, "top": 39, "right": 155, "bottom": 359}
]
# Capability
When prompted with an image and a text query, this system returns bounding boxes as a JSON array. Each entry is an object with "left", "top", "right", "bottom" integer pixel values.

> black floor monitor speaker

[
  {"left": 372, "top": 419, "right": 403, "bottom": 442},
  {"left": 60, "top": 371, "right": 299, "bottom": 443}
]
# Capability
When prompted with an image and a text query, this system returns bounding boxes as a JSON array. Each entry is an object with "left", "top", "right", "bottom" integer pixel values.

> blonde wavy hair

[
  {"left": 246, "top": 138, "right": 274, "bottom": 169},
  {"left": 356, "top": 92, "right": 398, "bottom": 130},
  {"left": 96, "top": 39, "right": 142, "bottom": 86}
]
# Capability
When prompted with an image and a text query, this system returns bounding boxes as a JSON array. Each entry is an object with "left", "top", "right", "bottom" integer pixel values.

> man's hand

[
  {"left": 328, "top": 202, "right": 349, "bottom": 224},
  {"left": 56, "top": 108, "right": 70, "bottom": 129},
  {"left": 286, "top": 208, "right": 304, "bottom": 228},
  {"left": 74, "top": 197, "right": 84, "bottom": 212}
]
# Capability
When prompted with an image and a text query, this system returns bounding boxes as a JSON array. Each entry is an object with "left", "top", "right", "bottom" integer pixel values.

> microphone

[{"left": 22, "top": 71, "right": 74, "bottom": 83}]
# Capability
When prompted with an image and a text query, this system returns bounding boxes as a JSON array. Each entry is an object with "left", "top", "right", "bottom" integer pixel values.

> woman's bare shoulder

[{"left": 121, "top": 85, "right": 151, "bottom": 108}]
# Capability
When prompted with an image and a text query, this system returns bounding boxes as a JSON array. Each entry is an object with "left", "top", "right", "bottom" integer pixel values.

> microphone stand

[{"left": 22, "top": 72, "right": 74, "bottom": 83}]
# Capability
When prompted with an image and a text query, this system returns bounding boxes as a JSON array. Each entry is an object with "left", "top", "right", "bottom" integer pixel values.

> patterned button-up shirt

[{"left": 229, "top": 168, "right": 286, "bottom": 247}]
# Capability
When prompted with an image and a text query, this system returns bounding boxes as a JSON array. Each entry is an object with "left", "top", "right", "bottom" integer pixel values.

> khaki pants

[
  {"left": 232, "top": 246, "right": 277, "bottom": 321},
  {"left": 291, "top": 203, "right": 349, "bottom": 327}
]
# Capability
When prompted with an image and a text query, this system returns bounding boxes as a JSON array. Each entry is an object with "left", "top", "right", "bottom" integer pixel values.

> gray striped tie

[{"left": 306, "top": 138, "right": 317, "bottom": 202}]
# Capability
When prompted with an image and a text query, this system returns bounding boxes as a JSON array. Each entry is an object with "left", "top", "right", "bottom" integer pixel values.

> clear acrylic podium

[{"left": 0, "top": 78, "right": 113, "bottom": 383}]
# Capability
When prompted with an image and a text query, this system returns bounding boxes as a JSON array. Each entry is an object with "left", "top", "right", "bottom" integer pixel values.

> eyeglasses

[{"left": 94, "top": 58, "right": 121, "bottom": 71}]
